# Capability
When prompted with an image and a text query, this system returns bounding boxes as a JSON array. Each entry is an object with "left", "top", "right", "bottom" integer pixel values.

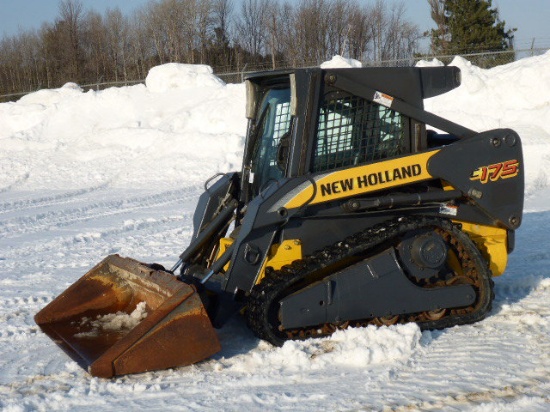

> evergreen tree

[{"left": 429, "top": 0, "right": 516, "bottom": 67}]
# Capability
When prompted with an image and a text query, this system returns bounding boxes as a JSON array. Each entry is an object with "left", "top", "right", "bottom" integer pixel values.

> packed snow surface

[{"left": 1, "top": 56, "right": 549, "bottom": 411}]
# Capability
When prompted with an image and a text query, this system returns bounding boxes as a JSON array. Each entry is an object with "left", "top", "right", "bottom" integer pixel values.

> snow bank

[
  {"left": 419, "top": 51, "right": 550, "bottom": 195},
  {"left": 2, "top": 54, "right": 549, "bottom": 195},
  {"left": 18, "top": 82, "right": 84, "bottom": 105},
  {"left": 415, "top": 57, "right": 444, "bottom": 67},
  {"left": 227, "top": 324, "right": 421, "bottom": 374},
  {"left": 145, "top": 63, "right": 225, "bottom": 92},
  {"left": 0, "top": 63, "right": 246, "bottom": 191},
  {"left": 422, "top": 53, "right": 550, "bottom": 132},
  {"left": 320, "top": 55, "right": 362, "bottom": 68}
]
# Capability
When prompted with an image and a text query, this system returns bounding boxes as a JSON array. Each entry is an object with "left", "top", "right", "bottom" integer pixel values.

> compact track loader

[{"left": 36, "top": 66, "right": 524, "bottom": 377}]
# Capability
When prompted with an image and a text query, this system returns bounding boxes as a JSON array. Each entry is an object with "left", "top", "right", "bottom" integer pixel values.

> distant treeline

[{"left": 0, "top": 0, "right": 421, "bottom": 96}]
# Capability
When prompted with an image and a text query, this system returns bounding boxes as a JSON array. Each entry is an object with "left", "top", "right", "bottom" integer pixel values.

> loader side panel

[
  {"left": 221, "top": 180, "right": 293, "bottom": 294},
  {"left": 282, "top": 150, "right": 438, "bottom": 209},
  {"left": 428, "top": 129, "right": 523, "bottom": 230}
]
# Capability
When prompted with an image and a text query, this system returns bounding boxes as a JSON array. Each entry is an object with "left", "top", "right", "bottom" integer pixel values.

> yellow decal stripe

[{"left": 285, "top": 151, "right": 439, "bottom": 209}]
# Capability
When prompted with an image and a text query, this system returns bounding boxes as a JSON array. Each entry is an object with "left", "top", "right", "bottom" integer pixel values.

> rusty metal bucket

[{"left": 35, "top": 255, "right": 221, "bottom": 378}]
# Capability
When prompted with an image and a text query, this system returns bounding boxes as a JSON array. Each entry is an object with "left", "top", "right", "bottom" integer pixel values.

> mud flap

[{"left": 35, "top": 255, "right": 221, "bottom": 378}]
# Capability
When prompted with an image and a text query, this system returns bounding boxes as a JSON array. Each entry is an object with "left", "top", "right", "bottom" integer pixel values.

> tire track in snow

[
  {"left": 0, "top": 295, "right": 83, "bottom": 389},
  {"left": 376, "top": 292, "right": 550, "bottom": 410},
  {"left": 0, "top": 212, "right": 192, "bottom": 276},
  {"left": 0, "top": 187, "right": 201, "bottom": 239},
  {"left": 0, "top": 296, "right": 52, "bottom": 343},
  {"left": 1, "top": 213, "right": 193, "bottom": 265},
  {"left": 0, "top": 180, "right": 110, "bottom": 214},
  {"left": 0, "top": 344, "right": 80, "bottom": 391},
  {"left": 0, "top": 368, "right": 169, "bottom": 410},
  {"left": 0, "top": 172, "right": 30, "bottom": 195},
  {"left": 389, "top": 379, "right": 550, "bottom": 411}
]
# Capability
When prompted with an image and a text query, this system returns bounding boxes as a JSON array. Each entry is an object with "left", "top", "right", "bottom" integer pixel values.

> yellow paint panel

[
  {"left": 457, "top": 222, "right": 509, "bottom": 276},
  {"left": 215, "top": 238, "right": 303, "bottom": 285},
  {"left": 256, "top": 240, "right": 303, "bottom": 284},
  {"left": 284, "top": 150, "right": 439, "bottom": 209},
  {"left": 215, "top": 237, "right": 234, "bottom": 272}
]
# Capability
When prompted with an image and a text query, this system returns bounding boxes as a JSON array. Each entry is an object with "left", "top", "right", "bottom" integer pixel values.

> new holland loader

[{"left": 35, "top": 65, "right": 524, "bottom": 377}]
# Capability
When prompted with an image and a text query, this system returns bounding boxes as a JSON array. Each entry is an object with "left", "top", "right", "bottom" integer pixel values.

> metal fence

[
  {"left": 214, "top": 47, "right": 549, "bottom": 83},
  {"left": 0, "top": 79, "right": 144, "bottom": 102},
  {"left": 2, "top": 47, "right": 548, "bottom": 102}
]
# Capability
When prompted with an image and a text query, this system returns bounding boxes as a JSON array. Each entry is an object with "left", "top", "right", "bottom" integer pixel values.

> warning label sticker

[{"left": 373, "top": 91, "right": 394, "bottom": 108}]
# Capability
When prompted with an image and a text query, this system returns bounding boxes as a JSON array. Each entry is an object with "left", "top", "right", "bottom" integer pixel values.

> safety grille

[
  {"left": 250, "top": 94, "right": 292, "bottom": 196},
  {"left": 259, "top": 100, "right": 290, "bottom": 172},
  {"left": 272, "top": 101, "right": 291, "bottom": 155},
  {"left": 312, "top": 95, "right": 405, "bottom": 173}
]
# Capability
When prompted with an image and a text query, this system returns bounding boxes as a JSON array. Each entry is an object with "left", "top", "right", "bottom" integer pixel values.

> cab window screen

[
  {"left": 313, "top": 95, "right": 405, "bottom": 173},
  {"left": 250, "top": 88, "right": 291, "bottom": 195}
]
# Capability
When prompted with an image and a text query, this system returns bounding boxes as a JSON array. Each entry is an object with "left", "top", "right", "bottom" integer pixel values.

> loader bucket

[{"left": 35, "top": 254, "right": 221, "bottom": 378}]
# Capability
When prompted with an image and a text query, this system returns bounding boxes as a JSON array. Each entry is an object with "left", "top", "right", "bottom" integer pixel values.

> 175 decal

[{"left": 470, "top": 159, "right": 520, "bottom": 184}]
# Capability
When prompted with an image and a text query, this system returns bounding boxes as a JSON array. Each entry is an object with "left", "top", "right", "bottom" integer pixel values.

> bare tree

[
  {"left": 365, "top": 0, "right": 419, "bottom": 64},
  {"left": 105, "top": 8, "right": 130, "bottom": 81},
  {"left": 58, "top": 0, "right": 84, "bottom": 79},
  {"left": 212, "top": 0, "right": 234, "bottom": 67},
  {"left": 347, "top": 4, "right": 371, "bottom": 61},
  {"left": 293, "top": 0, "right": 329, "bottom": 65},
  {"left": 15, "top": 30, "right": 43, "bottom": 90},
  {"left": 128, "top": 10, "right": 153, "bottom": 80},
  {"left": 162, "top": 0, "right": 185, "bottom": 62},
  {"left": 0, "top": 0, "right": 425, "bottom": 98},
  {"left": 141, "top": 1, "right": 168, "bottom": 64},
  {"left": 194, "top": 0, "right": 215, "bottom": 64},
  {"left": 82, "top": 11, "right": 108, "bottom": 83},
  {"left": 213, "top": 0, "right": 233, "bottom": 42},
  {"left": 236, "top": 0, "right": 269, "bottom": 63},
  {"left": 0, "top": 36, "right": 22, "bottom": 92},
  {"left": 326, "top": 0, "right": 350, "bottom": 57},
  {"left": 264, "top": 2, "right": 283, "bottom": 69}
]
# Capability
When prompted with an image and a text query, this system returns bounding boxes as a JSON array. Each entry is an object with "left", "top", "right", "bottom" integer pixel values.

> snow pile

[
  {"left": 74, "top": 302, "right": 148, "bottom": 338},
  {"left": 421, "top": 52, "right": 550, "bottom": 134},
  {"left": 0, "top": 63, "right": 246, "bottom": 190},
  {"left": 228, "top": 323, "right": 421, "bottom": 374},
  {"left": 18, "top": 82, "right": 84, "bottom": 105},
  {"left": 419, "top": 51, "right": 550, "bottom": 194},
  {"left": 145, "top": 63, "right": 225, "bottom": 92},
  {"left": 2, "top": 54, "right": 549, "bottom": 195},
  {"left": 320, "top": 55, "right": 362, "bottom": 68},
  {"left": 415, "top": 57, "right": 444, "bottom": 67}
]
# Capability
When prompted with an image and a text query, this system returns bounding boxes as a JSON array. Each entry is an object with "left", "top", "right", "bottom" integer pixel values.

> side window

[
  {"left": 272, "top": 101, "right": 292, "bottom": 154},
  {"left": 312, "top": 94, "right": 406, "bottom": 173},
  {"left": 250, "top": 88, "right": 292, "bottom": 195}
]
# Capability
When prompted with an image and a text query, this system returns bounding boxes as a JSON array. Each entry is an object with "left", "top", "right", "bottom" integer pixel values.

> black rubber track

[{"left": 245, "top": 216, "right": 494, "bottom": 347}]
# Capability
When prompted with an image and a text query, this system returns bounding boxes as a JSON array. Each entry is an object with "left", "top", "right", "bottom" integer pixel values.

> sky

[{"left": 0, "top": 0, "right": 549, "bottom": 53}]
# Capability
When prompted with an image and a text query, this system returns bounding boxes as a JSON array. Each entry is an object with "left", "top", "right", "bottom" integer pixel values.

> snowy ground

[{"left": 0, "top": 57, "right": 549, "bottom": 411}]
